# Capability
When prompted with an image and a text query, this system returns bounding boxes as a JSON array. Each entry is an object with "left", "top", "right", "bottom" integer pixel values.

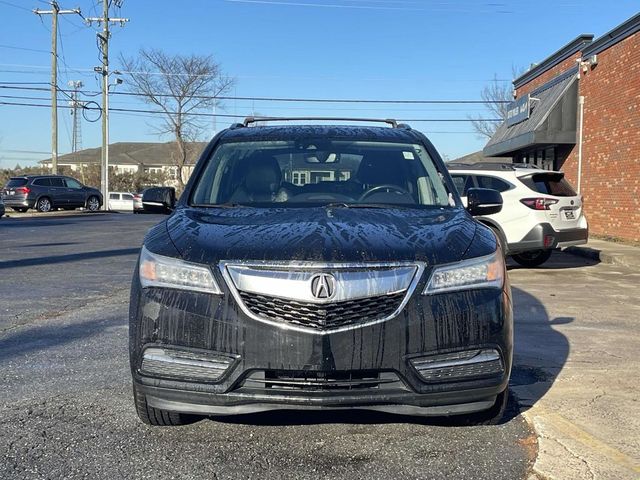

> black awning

[{"left": 483, "top": 70, "right": 578, "bottom": 157}]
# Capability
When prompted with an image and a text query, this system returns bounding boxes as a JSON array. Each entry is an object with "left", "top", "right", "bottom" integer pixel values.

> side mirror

[
  {"left": 466, "top": 188, "right": 503, "bottom": 216},
  {"left": 142, "top": 187, "right": 176, "bottom": 214}
]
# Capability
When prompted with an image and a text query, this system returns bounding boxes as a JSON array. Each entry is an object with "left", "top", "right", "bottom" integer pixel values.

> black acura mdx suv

[{"left": 129, "top": 119, "right": 512, "bottom": 426}]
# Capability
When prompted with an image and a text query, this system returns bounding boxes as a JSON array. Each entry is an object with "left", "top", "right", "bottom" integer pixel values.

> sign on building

[{"left": 506, "top": 94, "right": 531, "bottom": 127}]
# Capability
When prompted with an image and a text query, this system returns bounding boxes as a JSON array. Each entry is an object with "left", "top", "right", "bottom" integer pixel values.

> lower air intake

[
  {"left": 140, "top": 347, "right": 236, "bottom": 382},
  {"left": 410, "top": 349, "right": 504, "bottom": 383},
  {"left": 241, "top": 370, "right": 407, "bottom": 392}
]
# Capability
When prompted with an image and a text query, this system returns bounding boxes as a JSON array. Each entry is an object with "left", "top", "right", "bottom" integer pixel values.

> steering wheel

[{"left": 359, "top": 184, "right": 411, "bottom": 201}]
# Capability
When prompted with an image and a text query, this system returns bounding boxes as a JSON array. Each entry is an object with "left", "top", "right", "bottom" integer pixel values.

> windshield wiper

[
  {"left": 323, "top": 202, "right": 423, "bottom": 210},
  {"left": 191, "top": 202, "right": 248, "bottom": 209}
]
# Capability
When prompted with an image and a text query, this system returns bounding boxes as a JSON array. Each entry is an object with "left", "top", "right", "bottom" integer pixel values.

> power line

[
  {"left": 0, "top": 84, "right": 510, "bottom": 104},
  {"left": 0, "top": 149, "right": 52, "bottom": 154},
  {"left": 0, "top": 63, "right": 513, "bottom": 83},
  {"left": 0, "top": 82, "right": 51, "bottom": 85},
  {"left": 222, "top": 0, "right": 514, "bottom": 14},
  {"left": 0, "top": 99, "right": 502, "bottom": 122},
  {"left": 0, "top": 44, "right": 51, "bottom": 54},
  {"left": 0, "top": 0, "right": 31, "bottom": 11}
]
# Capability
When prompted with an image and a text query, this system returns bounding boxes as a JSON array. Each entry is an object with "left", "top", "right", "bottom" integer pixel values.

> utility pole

[
  {"left": 33, "top": 2, "right": 81, "bottom": 175},
  {"left": 68, "top": 80, "right": 85, "bottom": 183},
  {"left": 86, "top": 1, "right": 128, "bottom": 209}
]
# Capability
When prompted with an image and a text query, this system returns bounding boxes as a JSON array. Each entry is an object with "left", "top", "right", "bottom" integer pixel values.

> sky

[{"left": 0, "top": 0, "right": 638, "bottom": 167}]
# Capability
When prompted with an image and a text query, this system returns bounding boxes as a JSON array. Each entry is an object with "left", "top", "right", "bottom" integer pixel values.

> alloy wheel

[
  {"left": 87, "top": 196, "right": 100, "bottom": 211},
  {"left": 38, "top": 198, "right": 51, "bottom": 212}
]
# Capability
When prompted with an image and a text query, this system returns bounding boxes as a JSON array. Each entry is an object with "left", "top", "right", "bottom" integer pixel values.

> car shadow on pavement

[
  {"left": 0, "top": 316, "right": 122, "bottom": 363},
  {"left": 509, "top": 286, "right": 571, "bottom": 415},
  {"left": 0, "top": 247, "right": 140, "bottom": 269},
  {"left": 0, "top": 219, "right": 78, "bottom": 229},
  {"left": 506, "top": 251, "right": 599, "bottom": 270},
  {"left": 18, "top": 242, "right": 81, "bottom": 248}
]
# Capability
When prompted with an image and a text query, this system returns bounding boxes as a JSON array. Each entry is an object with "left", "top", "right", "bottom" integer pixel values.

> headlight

[
  {"left": 423, "top": 251, "right": 504, "bottom": 294},
  {"left": 138, "top": 246, "right": 222, "bottom": 294}
]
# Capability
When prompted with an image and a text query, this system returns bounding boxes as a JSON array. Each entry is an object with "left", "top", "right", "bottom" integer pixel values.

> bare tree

[
  {"left": 120, "top": 49, "right": 234, "bottom": 187},
  {"left": 469, "top": 67, "right": 528, "bottom": 139},
  {"left": 469, "top": 75, "right": 512, "bottom": 139}
]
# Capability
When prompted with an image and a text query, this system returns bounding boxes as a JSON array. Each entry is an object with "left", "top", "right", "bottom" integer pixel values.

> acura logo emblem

[{"left": 310, "top": 273, "right": 336, "bottom": 299}]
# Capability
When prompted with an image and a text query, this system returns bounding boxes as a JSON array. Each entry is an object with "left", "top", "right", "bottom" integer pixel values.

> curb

[
  {"left": 1, "top": 210, "right": 118, "bottom": 220},
  {"left": 564, "top": 245, "right": 636, "bottom": 269},
  {"left": 520, "top": 410, "right": 548, "bottom": 480}
]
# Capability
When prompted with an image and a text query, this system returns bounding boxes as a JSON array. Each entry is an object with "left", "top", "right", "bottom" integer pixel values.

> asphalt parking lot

[{"left": 1, "top": 213, "right": 638, "bottom": 479}]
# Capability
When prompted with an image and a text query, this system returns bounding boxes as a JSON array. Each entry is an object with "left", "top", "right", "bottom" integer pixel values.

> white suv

[{"left": 448, "top": 163, "right": 588, "bottom": 267}]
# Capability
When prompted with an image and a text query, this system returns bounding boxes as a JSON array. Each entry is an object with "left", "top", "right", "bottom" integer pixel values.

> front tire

[
  {"left": 133, "top": 384, "right": 200, "bottom": 427},
  {"left": 458, "top": 389, "right": 509, "bottom": 426},
  {"left": 86, "top": 195, "right": 100, "bottom": 212},
  {"left": 512, "top": 249, "right": 552, "bottom": 267},
  {"left": 36, "top": 197, "right": 52, "bottom": 213}
]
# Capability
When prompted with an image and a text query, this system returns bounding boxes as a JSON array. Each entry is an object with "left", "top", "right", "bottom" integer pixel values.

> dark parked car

[
  {"left": 129, "top": 119, "right": 512, "bottom": 426},
  {"left": 0, "top": 196, "right": 5, "bottom": 218},
  {"left": 1, "top": 175, "right": 103, "bottom": 212}
]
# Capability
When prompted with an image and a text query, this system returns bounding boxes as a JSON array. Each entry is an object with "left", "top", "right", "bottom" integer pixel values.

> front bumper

[
  {"left": 138, "top": 382, "right": 500, "bottom": 416},
  {"left": 129, "top": 274, "right": 513, "bottom": 417},
  {"left": 509, "top": 222, "right": 588, "bottom": 253}
]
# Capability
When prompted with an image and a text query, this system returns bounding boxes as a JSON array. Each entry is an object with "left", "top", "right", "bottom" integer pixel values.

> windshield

[{"left": 191, "top": 139, "right": 452, "bottom": 208}]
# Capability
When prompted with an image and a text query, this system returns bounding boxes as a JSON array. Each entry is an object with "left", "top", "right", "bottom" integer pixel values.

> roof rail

[
  {"left": 446, "top": 162, "right": 542, "bottom": 171},
  {"left": 242, "top": 116, "right": 401, "bottom": 128}
]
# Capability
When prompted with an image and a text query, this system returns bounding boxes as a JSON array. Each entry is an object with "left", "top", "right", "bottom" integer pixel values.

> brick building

[{"left": 484, "top": 13, "right": 640, "bottom": 242}]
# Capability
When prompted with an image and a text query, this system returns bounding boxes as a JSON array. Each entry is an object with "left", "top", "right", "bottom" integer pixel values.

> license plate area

[{"left": 563, "top": 209, "right": 575, "bottom": 220}]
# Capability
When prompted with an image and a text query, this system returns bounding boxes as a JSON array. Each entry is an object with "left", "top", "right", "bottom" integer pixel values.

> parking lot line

[{"left": 526, "top": 405, "right": 640, "bottom": 476}]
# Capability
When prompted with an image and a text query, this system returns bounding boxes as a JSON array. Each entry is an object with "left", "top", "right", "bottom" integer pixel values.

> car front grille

[{"left": 238, "top": 290, "right": 405, "bottom": 330}]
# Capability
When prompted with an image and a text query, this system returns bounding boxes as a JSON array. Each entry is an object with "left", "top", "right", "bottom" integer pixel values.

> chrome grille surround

[{"left": 219, "top": 261, "right": 426, "bottom": 334}]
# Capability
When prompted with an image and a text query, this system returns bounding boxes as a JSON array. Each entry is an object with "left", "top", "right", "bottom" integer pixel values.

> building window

[{"left": 291, "top": 171, "right": 309, "bottom": 186}]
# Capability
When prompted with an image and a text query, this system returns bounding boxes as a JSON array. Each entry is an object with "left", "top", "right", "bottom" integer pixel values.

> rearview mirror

[
  {"left": 466, "top": 188, "right": 502, "bottom": 216},
  {"left": 142, "top": 187, "right": 176, "bottom": 214}
]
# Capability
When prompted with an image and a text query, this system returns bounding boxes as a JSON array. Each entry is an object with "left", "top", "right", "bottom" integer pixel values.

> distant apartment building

[
  {"left": 483, "top": 13, "right": 639, "bottom": 242},
  {"left": 40, "top": 141, "right": 207, "bottom": 187}
]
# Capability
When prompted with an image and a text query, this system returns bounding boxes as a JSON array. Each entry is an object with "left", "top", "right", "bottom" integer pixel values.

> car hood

[{"left": 165, "top": 206, "right": 478, "bottom": 266}]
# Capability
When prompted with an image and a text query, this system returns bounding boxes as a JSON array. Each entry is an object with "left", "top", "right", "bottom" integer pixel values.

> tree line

[{"left": 1, "top": 164, "right": 168, "bottom": 193}]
